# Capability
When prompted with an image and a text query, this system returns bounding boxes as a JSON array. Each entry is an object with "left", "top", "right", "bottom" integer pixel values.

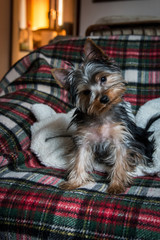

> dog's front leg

[
  {"left": 107, "top": 144, "right": 132, "bottom": 194},
  {"left": 60, "top": 144, "right": 94, "bottom": 190}
]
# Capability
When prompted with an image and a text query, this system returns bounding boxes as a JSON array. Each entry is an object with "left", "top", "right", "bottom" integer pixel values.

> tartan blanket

[{"left": 0, "top": 36, "right": 160, "bottom": 239}]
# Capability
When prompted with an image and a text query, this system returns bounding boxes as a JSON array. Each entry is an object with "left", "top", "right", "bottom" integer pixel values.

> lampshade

[{"left": 28, "top": 0, "right": 49, "bottom": 30}]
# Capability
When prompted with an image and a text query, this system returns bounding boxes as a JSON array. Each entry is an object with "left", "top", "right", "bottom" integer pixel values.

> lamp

[
  {"left": 29, "top": 0, "right": 49, "bottom": 30},
  {"left": 19, "top": 0, "right": 65, "bottom": 50},
  {"left": 49, "top": 0, "right": 64, "bottom": 30}
]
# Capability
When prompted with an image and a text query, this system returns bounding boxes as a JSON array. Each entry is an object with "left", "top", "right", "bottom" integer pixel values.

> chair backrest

[{"left": 86, "top": 21, "right": 160, "bottom": 36}]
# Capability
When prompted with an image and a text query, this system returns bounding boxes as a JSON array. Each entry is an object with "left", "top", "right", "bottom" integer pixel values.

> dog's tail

[
  {"left": 145, "top": 114, "right": 160, "bottom": 132},
  {"left": 139, "top": 114, "right": 160, "bottom": 164}
]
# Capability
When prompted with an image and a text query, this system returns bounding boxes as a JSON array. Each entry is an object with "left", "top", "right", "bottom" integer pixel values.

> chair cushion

[{"left": 0, "top": 36, "right": 160, "bottom": 239}]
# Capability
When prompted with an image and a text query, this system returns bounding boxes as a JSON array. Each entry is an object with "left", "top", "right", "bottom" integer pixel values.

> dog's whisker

[{"left": 45, "top": 135, "right": 72, "bottom": 142}]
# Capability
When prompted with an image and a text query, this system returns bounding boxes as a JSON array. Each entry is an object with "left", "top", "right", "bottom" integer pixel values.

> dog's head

[{"left": 52, "top": 39, "right": 126, "bottom": 116}]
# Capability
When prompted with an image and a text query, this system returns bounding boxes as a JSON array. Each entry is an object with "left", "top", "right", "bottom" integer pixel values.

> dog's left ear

[
  {"left": 51, "top": 68, "right": 70, "bottom": 89},
  {"left": 84, "top": 38, "right": 108, "bottom": 60}
]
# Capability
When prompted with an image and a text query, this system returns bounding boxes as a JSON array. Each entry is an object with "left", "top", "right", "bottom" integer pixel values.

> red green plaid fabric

[
  {"left": 0, "top": 36, "right": 160, "bottom": 239},
  {"left": 1, "top": 36, "right": 160, "bottom": 113}
]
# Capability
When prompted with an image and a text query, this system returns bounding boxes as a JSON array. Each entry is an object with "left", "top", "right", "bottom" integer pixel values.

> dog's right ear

[
  {"left": 84, "top": 38, "right": 107, "bottom": 60},
  {"left": 51, "top": 68, "right": 70, "bottom": 89}
]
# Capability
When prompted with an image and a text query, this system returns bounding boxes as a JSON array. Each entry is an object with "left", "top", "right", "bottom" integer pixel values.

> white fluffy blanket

[
  {"left": 30, "top": 100, "right": 160, "bottom": 176},
  {"left": 31, "top": 104, "right": 75, "bottom": 169}
]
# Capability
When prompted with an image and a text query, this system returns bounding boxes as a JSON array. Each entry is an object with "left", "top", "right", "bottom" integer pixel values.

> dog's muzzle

[{"left": 100, "top": 95, "right": 109, "bottom": 104}]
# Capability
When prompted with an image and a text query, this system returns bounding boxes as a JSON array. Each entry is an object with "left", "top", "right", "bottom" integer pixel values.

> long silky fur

[{"left": 56, "top": 39, "right": 160, "bottom": 194}]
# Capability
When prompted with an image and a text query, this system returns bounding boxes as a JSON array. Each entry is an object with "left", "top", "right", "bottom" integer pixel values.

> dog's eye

[
  {"left": 83, "top": 90, "right": 91, "bottom": 95},
  {"left": 101, "top": 76, "right": 107, "bottom": 83}
]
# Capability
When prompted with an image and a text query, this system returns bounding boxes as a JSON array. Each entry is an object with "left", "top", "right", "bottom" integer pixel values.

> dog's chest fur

[
  {"left": 72, "top": 108, "right": 127, "bottom": 150},
  {"left": 83, "top": 122, "right": 123, "bottom": 145}
]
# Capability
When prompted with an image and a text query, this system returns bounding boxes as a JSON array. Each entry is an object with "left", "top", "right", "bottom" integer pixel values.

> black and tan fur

[{"left": 52, "top": 39, "right": 156, "bottom": 194}]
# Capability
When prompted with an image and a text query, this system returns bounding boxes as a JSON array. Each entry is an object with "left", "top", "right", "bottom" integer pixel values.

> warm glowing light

[
  {"left": 58, "top": 0, "right": 63, "bottom": 26},
  {"left": 30, "top": 0, "right": 49, "bottom": 30}
]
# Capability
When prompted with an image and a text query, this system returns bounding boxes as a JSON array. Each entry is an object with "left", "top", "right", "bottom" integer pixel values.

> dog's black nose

[{"left": 100, "top": 95, "right": 109, "bottom": 104}]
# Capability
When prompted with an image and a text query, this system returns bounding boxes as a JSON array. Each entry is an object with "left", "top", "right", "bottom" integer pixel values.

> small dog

[{"left": 52, "top": 38, "right": 157, "bottom": 194}]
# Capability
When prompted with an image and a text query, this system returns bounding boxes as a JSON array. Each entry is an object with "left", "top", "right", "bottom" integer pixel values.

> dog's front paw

[
  {"left": 59, "top": 175, "right": 95, "bottom": 190},
  {"left": 107, "top": 183, "right": 125, "bottom": 195},
  {"left": 59, "top": 180, "right": 81, "bottom": 190}
]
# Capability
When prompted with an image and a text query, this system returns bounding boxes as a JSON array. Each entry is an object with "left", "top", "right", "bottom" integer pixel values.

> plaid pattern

[
  {"left": 0, "top": 36, "right": 160, "bottom": 239},
  {"left": 1, "top": 36, "right": 160, "bottom": 113}
]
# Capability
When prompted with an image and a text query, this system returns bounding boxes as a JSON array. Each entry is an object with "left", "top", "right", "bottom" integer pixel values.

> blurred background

[{"left": 0, "top": 0, "right": 160, "bottom": 80}]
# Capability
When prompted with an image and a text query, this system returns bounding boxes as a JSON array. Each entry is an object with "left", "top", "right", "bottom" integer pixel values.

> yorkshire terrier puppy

[{"left": 52, "top": 38, "right": 156, "bottom": 194}]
